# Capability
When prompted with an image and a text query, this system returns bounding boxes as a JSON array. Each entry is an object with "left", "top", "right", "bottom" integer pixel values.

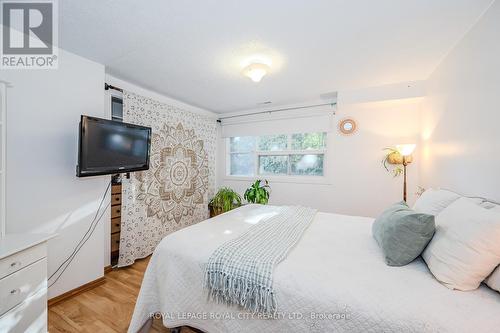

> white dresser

[{"left": 0, "top": 234, "right": 53, "bottom": 333}]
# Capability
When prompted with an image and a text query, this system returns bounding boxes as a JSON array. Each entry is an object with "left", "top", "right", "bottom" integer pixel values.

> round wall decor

[{"left": 338, "top": 118, "right": 357, "bottom": 135}]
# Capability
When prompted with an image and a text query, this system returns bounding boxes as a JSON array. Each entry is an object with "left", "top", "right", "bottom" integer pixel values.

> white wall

[
  {"left": 218, "top": 97, "right": 422, "bottom": 218},
  {"left": 421, "top": 0, "right": 500, "bottom": 201},
  {"left": 0, "top": 49, "right": 108, "bottom": 298}
]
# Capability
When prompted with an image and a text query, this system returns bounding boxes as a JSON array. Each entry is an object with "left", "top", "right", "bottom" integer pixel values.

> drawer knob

[
  {"left": 115, "top": 223, "right": 120, "bottom": 227},
  {"left": 10, "top": 288, "right": 20, "bottom": 295},
  {"left": 10, "top": 261, "right": 21, "bottom": 268}
]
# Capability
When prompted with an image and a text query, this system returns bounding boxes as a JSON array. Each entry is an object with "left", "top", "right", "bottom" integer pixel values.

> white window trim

[{"left": 225, "top": 134, "right": 332, "bottom": 185}]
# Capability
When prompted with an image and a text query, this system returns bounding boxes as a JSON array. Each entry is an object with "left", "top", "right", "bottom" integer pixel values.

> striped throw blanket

[{"left": 203, "top": 206, "right": 317, "bottom": 314}]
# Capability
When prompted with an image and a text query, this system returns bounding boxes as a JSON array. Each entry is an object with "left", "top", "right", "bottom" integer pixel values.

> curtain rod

[
  {"left": 103, "top": 83, "right": 223, "bottom": 124},
  {"left": 104, "top": 83, "right": 123, "bottom": 93},
  {"left": 217, "top": 102, "right": 337, "bottom": 123},
  {"left": 104, "top": 83, "right": 334, "bottom": 124}
]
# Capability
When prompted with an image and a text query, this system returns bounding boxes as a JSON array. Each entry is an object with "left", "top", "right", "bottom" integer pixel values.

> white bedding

[{"left": 128, "top": 205, "right": 500, "bottom": 333}]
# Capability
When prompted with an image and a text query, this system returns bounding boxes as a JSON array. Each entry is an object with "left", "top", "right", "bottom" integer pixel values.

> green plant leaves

[
  {"left": 209, "top": 187, "right": 242, "bottom": 213},
  {"left": 244, "top": 179, "right": 270, "bottom": 204},
  {"left": 381, "top": 147, "right": 403, "bottom": 178}
]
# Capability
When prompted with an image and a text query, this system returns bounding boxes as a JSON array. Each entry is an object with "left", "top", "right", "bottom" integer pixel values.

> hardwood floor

[{"left": 48, "top": 256, "right": 195, "bottom": 333}]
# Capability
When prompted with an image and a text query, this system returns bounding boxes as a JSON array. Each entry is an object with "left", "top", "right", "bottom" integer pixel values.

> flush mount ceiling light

[{"left": 242, "top": 63, "right": 271, "bottom": 82}]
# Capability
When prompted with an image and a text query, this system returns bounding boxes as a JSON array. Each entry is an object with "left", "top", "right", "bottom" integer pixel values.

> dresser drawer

[
  {"left": 111, "top": 233, "right": 120, "bottom": 253},
  {"left": 0, "top": 286, "right": 47, "bottom": 333},
  {"left": 111, "top": 193, "right": 121, "bottom": 206},
  {"left": 111, "top": 184, "right": 122, "bottom": 194},
  {"left": 111, "top": 217, "right": 121, "bottom": 234},
  {"left": 0, "top": 258, "right": 46, "bottom": 316},
  {"left": 111, "top": 205, "right": 121, "bottom": 219},
  {"left": 0, "top": 243, "right": 46, "bottom": 280}
]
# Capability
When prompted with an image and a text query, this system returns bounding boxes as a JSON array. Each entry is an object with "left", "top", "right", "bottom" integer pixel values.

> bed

[{"left": 128, "top": 204, "right": 500, "bottom": 333}]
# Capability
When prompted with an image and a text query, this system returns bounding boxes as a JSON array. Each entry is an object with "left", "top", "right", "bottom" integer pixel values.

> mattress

[{"left": 128, "top": 204, "right": 500, "bottom": 333}]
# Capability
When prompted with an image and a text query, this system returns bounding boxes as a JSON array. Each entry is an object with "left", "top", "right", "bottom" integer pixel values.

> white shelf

[{"left": 0, "top": 233, "right": 56, "bottom": 260}]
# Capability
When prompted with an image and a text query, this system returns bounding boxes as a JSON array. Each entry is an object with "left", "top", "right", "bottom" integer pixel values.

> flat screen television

[{"left": 77, "top": 115, "right": 151, "bottom": 177}]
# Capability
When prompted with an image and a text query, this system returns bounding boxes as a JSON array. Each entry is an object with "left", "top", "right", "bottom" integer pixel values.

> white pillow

[
  {"left": 422, "top": 197, "right": 500, "bottom": 291},
  {"left": 413, "top": 188, "right": 461, "bottom": 216},
  {"left": 486, "top": 266, "right": 500, "bottom": 292},
  {"left": 480, "top": 202, "right": 500, "bottom": 292}
]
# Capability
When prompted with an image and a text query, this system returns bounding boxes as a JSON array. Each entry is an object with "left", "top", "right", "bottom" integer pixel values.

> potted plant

[
  {"left": 381, "top": 147, "right": 404, "bottom": 177},
  {"left": 244, "top": 179, "right": 271, "bottom": 204},
  {"left": 209, "top": 187, "right": 242, "bottom": 217}
]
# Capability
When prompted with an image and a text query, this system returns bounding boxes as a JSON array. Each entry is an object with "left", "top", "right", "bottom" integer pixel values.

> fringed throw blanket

[{"left": 203, "top": 206, "right": 317, "bottom": 314}]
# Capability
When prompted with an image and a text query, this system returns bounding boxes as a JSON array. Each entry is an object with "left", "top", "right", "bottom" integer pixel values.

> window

[
  {"left": 111, "top": 96, "right": 123, "bottom": 122},
  {"left": 228, "top": 132, "right": 326, "bottom": 177}
]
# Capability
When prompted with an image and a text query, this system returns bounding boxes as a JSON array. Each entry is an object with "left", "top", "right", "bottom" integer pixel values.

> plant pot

[
  {"left": 387, "top": 152, "right": 413, "bottom": 165},
  {"left": 387, "top": 152, "right": 403, "bottom": 164},
  {"left": 208, "top": 203, "right": 243, "bottom": 218},
  {"left": 208, "top": 203, "right": 223, "bottom": 218}
]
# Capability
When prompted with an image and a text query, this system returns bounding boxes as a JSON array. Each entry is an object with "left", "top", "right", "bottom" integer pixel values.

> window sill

[{"left": 223, "top": 175, "right": 332, "bottom": 185}]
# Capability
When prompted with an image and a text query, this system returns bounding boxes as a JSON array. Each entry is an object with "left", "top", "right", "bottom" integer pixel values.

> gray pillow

[{"left": 372, "top": 201, "right": 435, "bottom": 266}]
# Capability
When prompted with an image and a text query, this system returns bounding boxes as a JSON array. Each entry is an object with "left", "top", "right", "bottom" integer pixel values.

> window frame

[
  {"left": 111, "top": 96, "right": 123, "bottom": 122},
  {"left": 225, "top": 133, "right": 331, "bottom": 184}
]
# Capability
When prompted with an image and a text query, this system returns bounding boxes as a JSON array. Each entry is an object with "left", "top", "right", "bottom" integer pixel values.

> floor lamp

[{"left": 396, "top": 144, "right": 416, "bottom": 202}]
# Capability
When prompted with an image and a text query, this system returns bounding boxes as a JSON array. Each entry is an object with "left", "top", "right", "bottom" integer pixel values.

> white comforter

[{"left": 128, "top": 205, "right": 500, "bottom": 333}]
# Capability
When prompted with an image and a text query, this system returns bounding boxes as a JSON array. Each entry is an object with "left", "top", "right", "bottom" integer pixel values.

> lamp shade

[{"left": 396, "top": 144, "right": 416, "bottom": 156}]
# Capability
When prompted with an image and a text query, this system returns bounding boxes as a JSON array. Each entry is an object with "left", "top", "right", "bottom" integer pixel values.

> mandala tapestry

[{"left": 118, "top": 91, "right": 216, "bottom": 267}]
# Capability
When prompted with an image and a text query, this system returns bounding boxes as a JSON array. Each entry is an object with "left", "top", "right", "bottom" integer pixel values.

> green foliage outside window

[
  {"left": 292, "top": 132, "right": 326, "bottom": 150},
  {"left": 229, "top": 132, "right": 326, "bottom": 176}
]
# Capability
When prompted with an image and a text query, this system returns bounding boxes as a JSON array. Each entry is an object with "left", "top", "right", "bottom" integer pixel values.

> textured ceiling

[{"left": 59, "top": 0, "right": 493, "bottom": 113}]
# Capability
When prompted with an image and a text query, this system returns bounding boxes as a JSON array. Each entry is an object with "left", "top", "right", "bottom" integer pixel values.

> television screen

[{"left": 77, "top": 115, "right": 151, "bottom": 177}]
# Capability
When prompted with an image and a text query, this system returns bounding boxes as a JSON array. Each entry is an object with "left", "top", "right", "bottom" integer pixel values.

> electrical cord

[
  {"left": 48, "top": 181, "right": 111, "bottom": 287},
  {"left": 49, "top": 201, "right": 110, "bottom": 289},
  {"left": 48, "top": 181, "right": 110, "bottom": 280}
]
